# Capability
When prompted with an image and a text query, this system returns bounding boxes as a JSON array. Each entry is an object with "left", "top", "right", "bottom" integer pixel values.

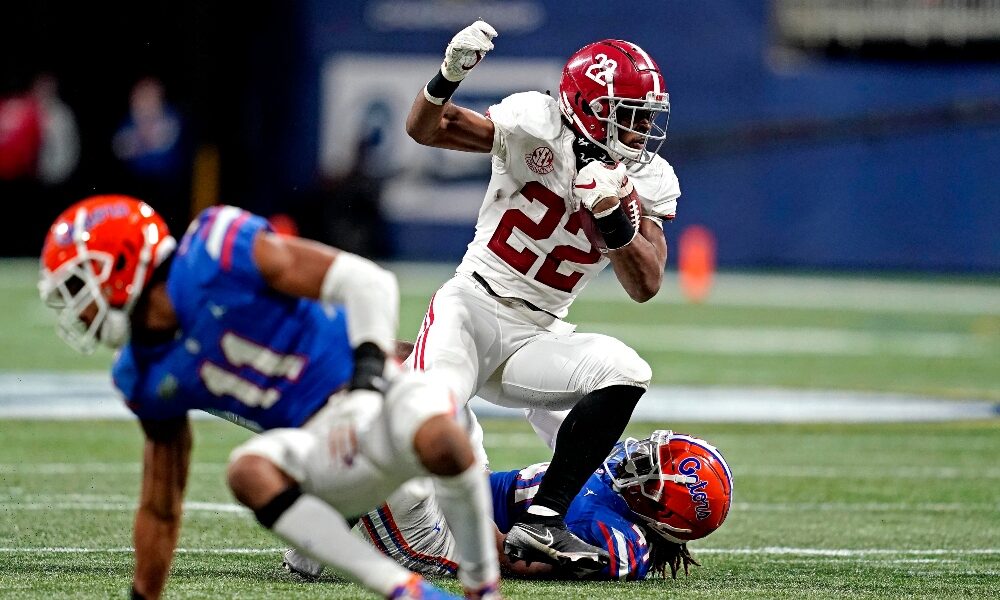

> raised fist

[{"left": 441, "top": 20, "right": 498, "bottom": 82}]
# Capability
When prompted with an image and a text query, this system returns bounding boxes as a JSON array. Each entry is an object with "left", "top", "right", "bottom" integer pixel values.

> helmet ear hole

[{"left": 115, "top": 253, "right": 128, "bottom": 272}]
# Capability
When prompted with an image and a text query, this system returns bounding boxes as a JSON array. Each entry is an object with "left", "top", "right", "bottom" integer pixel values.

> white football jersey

[{"left": 456, "top": 91, "right": 681, "bottom": 317}]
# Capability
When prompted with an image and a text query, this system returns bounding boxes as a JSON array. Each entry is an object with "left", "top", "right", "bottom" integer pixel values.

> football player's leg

[
  {"left": 384, "top": 371, "right": 500, "bottom": 597},
  {"left": 228, "top": 395, "right": 464, "bottom": 599},
  {"left": 227, "top": 430, "right": 423, "bottom": 597},
  {"left": 406, "top": 280, "right": 506, "bottom": 406},
  {"left": 481, "top": 332, "right": 651, "bottom": 570},
  {"left": 522, "top": 407, "right": 570, "bottom": 450},
  {"left": 355, "top": 478, "right": 460, "bottom": 577}
]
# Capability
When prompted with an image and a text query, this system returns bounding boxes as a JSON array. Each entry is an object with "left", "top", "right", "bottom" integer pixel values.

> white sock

[
  {"left": 526, "top": 504, "right": 560, "bottom": 517},
  {"left": 433, "top": 465, "right": 500, "bottom": 590},
  {"left": 272, "top": 494, "right": 412, "bottom": 596}
]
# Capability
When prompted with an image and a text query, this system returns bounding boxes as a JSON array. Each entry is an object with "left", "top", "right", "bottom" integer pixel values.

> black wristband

[
  {"left": 595, "top": 204, "right": 637, "bottom": 250},
  {"left": 425, "top": 70, "right": 461, "bottom": 103},
  {"left": 350, "top": 342, "right": 386, "bottom": 391},
  {"left": 131, "top": 586, "right": 147, "bottom": 600}
]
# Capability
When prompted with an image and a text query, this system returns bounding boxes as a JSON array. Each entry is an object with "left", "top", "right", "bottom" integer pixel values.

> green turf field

[
  {"left": 0, "top": 418, "right": 997, "bottom": 599},
  {"left": 3, "top": 260, "right": 999, "bottom": 597},
  {"left": 4, "top": 259, "right": 999, "bottom": 398}
]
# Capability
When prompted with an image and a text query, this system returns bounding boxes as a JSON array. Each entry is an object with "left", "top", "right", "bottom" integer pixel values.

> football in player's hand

[{"left": 580, "top": 187, "right": 643, "bottom": 252}]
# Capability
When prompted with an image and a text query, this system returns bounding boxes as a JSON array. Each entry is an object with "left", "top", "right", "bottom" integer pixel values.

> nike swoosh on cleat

[
  {"left": 574, "top": 180, "right": 597, "bottom": 189},
  {"left": 521, "top": 528, "right": 554, "bottom": 546}
]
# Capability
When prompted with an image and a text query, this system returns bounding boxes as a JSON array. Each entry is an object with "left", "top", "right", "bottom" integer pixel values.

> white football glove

[
  {"left": 440, "top": 20, "right": 498, "bottom": 82},
  {"left": 572, "top": 161, "right": 628, "bottom": 213}
]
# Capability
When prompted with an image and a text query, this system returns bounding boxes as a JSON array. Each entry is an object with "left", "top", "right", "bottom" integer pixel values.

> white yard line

[
  {"left": 731, "top": 502, "right": 1000, "bottom": 512},
  {"left": 0, "top": 462, "right": 227, "bottom": 474},
  {"left": 0, "top": 546, "right": 996, "bottom": 557},
  {"left": 694, "top": 547, "right": 1000, "bottom": 557},
  {"left": 577, "top": 322, "right": 991, "bottom": 358},
  {"left": 0, "top": 500, "right": 248, "bottom": 514},
  {"left": 3, "top": 374, "right": 996, "bottom": 423},
  {"left": 7, "top": 460, "right": 999, "bottom": 480},
  {"left": 2, "top": 494, "right": 996, "bottom": 514},
  {"left": 0, "top": 547, "right": 282, "bottom": 554}
]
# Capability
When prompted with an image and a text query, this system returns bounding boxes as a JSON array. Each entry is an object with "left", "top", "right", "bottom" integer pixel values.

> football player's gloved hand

[
  {"left": 441, "top": 20, "right": 498, "bottom": 82},
  {"left": 350, "top": 341, "right": 387, "bottom": 392},
  {"left": 572, "top": 161, "right": 627, "bottom": 213}
]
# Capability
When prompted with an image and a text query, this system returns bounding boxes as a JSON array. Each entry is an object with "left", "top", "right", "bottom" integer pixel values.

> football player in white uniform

[{"left": 404, "top": 21, "right": 680, "bottom": 573}]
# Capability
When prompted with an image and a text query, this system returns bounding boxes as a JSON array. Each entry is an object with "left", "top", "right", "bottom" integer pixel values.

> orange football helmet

[
  {"left": 38, "top": 195, "right": 175, "bottom": 353},
  {"left": 605, "top": 430, "right": 733, "bottom": 543}
]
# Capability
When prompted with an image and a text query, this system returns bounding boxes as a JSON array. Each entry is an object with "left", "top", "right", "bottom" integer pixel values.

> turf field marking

[
  {"left": 578, "top": 322, "right": 991, "bottom": 357},
  {"left": 732, "top": 502, "right": 1000, "bottom": 512},
  {"left": 4, "top": 494, "right": 997, "bottom": 515},
  {"left": 695, "top": 547, "right": 1000, "bottom": 557},
  {"left": 0, "top": 462, "right": 227, "bottom": 474},
  {"left": 0, "top": 547, "right": 282, "bottom": 554},
  {"left": 5, "top": 459, "right": 1000, "bottom": 480},
  {"left": 735, "top": 465, "right": 1000, "bottom": 479},
  {"left": 0, "top": 546, "right": 997, "bottom": 557},
  {"left": 0, "top": 500, "right": 249, "bottom": 514}
]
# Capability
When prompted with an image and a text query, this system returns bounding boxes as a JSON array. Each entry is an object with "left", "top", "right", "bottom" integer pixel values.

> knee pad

[
  {"left": 588, "top": 337, "right": 652, "bottom": 390},
  {"left": 378, "top": 371, "right": 458, "bottom": 466}
]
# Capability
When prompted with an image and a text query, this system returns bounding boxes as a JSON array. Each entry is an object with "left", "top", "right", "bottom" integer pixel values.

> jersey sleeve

[
  {"left": 111, "top": 348, "right": 188, "bottom": 421},
  {"left": 486, "top": 92, "right": 563, "bottom": 168},
  {"left": 176, "top": 205, "right": 272, "bottom": 291},
  {"left": 585, "top": 517, "right": 653, "bottom": 580},
  {"left": 644, "top": 160, "right": 681, "bottom": 223},
  {"left": 488, "top": 462, "right": 550, "bottom": 533}
]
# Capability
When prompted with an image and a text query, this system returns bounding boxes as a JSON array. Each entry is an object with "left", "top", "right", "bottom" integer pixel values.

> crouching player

[
  {"left": 38, "top": 196, "right": 500, "bottom": 600},
  {"left": 286, "top": 430, "right": 733, "bottom": 581}
]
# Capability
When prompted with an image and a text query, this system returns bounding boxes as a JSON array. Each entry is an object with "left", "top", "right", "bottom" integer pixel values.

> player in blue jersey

[
  {"left": 38, "top": 195, "right": 502, "bottom": 600},
  {"left": 284, "top": 429, "right": 733, "bottom": 582}
]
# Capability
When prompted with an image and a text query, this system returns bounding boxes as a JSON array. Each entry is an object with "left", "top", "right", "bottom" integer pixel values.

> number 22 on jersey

[{"left": 486, "top": 181, "right": 601, "bottom": 293}]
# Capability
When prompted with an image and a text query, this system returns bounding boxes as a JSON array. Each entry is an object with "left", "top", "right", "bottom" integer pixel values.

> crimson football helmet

[
  {"left": 38, "top": 195, "right": 175, "bottom": 353},
  {"left": 559, "top": 39, "right": 670, "bottom": 165},
  {"left": 605, "top": 430, "right": 733, "bottom": 543}
]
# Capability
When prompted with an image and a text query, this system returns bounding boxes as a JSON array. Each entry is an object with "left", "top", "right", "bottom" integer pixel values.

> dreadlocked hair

[{"left": 646, "top": 529, "right": 701, "bottom": 579}]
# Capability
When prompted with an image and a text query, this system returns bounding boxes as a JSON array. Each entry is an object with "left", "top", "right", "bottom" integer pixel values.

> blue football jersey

[
  {"left": 489, "top": 456, "right": 653, "bottom": 581},
  {"left": 112, "top": 205, "right": 354, "bottom": 430}
]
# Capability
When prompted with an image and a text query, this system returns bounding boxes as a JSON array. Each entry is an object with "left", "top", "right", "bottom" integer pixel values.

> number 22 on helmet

[
  {"left": 558, "top": 39, "right": 671, "bottom": 166},
  {"left": 38, "top": 195, "right": 175, "bottom": 354},
  {"left": 605, "top": 430, "right": 733, "bottom": 543}
]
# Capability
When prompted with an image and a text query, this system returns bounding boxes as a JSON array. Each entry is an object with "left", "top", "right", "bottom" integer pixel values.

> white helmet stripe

[
  {"left": 630, "top": 43, "right": 660, "bottom": 95},
  {"left": 671, "top": 434, "right": 734, "bottom": 489}
]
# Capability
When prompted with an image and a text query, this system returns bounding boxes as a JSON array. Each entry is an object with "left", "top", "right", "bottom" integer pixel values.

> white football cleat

[{"left": 282, "top": 548, "right": 324, "bottom": 579}]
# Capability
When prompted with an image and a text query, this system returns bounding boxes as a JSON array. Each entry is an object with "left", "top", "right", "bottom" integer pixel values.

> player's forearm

[
  {"left": 132, "top": 508, "right": 182, "bottom": 599},
  {"left": 608, "top": 225, "right": 666, "bottom": 302}
]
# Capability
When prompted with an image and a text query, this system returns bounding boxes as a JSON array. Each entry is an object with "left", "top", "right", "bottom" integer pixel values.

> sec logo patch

[{"left": 525, "top": 146, "right": 554, "bottom": 174}]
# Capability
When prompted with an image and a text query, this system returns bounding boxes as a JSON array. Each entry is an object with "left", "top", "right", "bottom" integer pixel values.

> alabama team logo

[{"left": 525, "top": 146, "right": 555, "bottom": 174}]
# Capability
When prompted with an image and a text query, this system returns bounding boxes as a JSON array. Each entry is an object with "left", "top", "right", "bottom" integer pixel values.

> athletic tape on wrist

[
  {"left": 425, "top": 70, "right": 461, "bottom": 105},
  {"left": 595, "top": 204, "right": 637, "bottom": 250}
]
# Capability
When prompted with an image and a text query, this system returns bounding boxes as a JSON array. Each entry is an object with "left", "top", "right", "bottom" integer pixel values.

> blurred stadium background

[{"left": 1, "top": 1, "right": 998, "bottom": 598}]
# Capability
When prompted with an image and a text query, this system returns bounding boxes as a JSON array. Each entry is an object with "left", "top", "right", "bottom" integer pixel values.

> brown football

[{"left": 579, "top": 188, "right": 643, "bottom": 251}]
